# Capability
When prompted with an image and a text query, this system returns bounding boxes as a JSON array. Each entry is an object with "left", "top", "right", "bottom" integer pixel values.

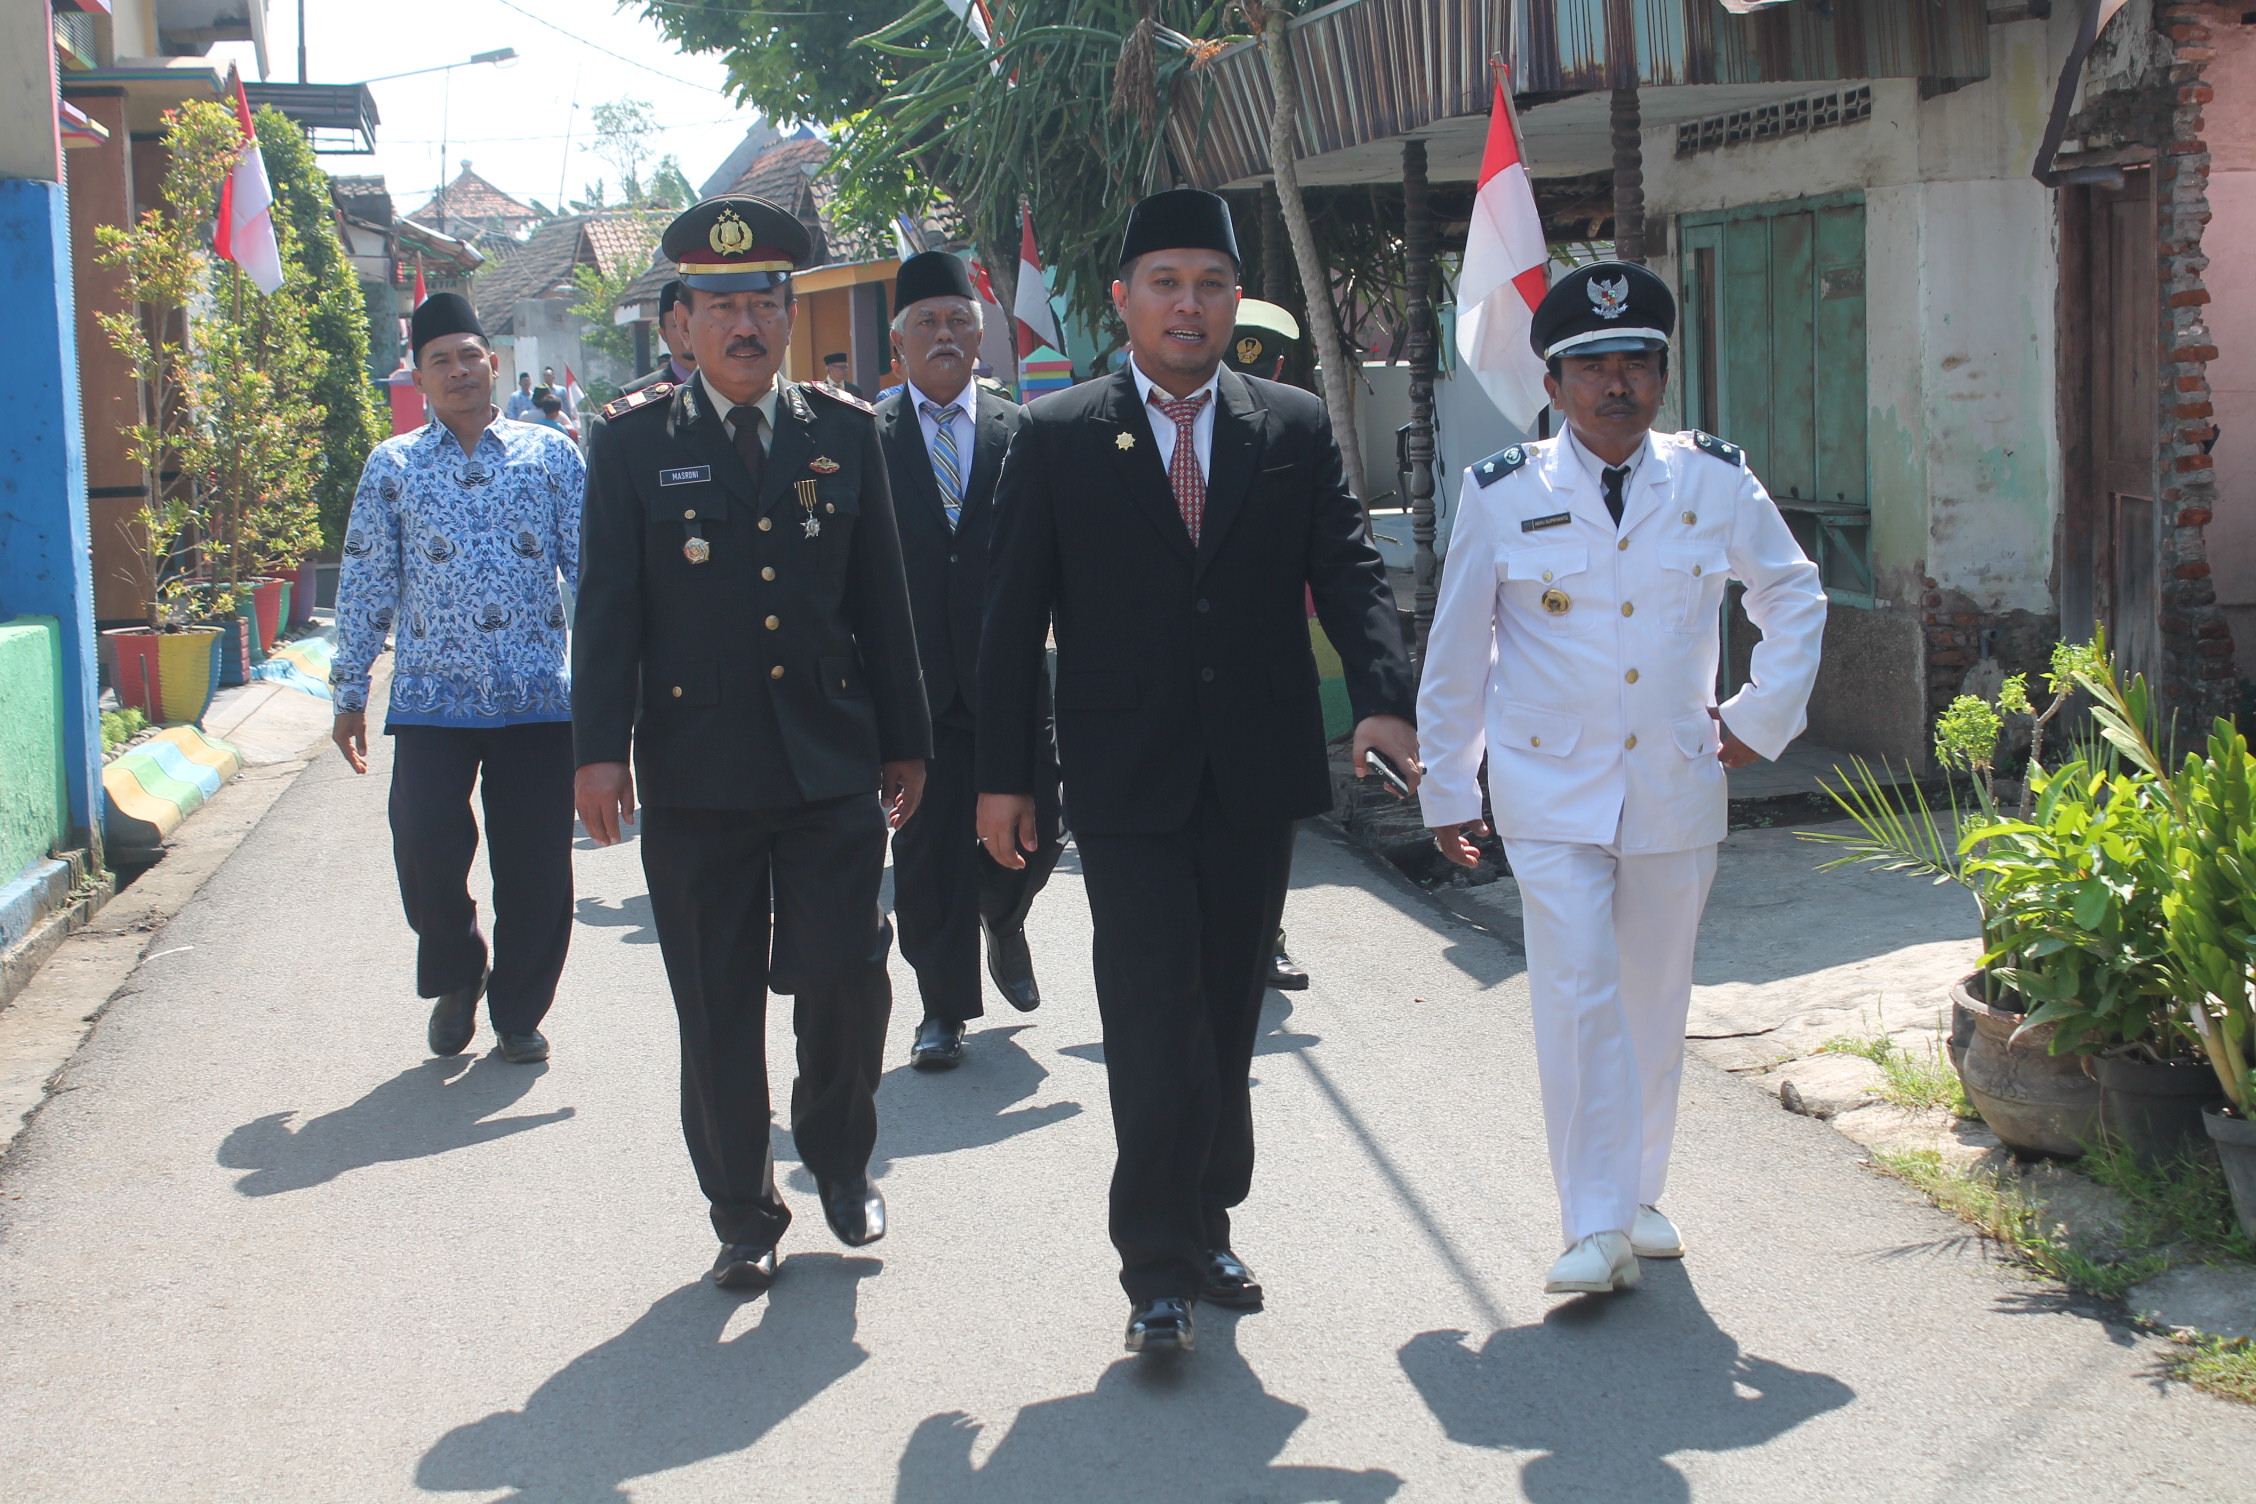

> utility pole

[
  {"left": 296, "top": 0, "right": 307, "bottom": 84},
  {"left": 1610, "top": 85, "right": 1645, "bottom": 263}
]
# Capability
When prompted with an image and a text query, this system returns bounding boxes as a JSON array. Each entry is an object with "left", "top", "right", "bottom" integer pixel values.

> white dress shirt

[
  {"left": 1563, "top": 425, "right": 1649, "bottom": 496},
  {"left": 1129, "top": 358, "right": 1219, "bottom": 482},
  {"left": 701, "top": 371, "right": 778, "bottom": 454},
  {"left": 907, "top": 378, "right": 977, "bottom": 482}
]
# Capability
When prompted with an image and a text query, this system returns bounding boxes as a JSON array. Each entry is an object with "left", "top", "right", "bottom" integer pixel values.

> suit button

[
  {"left": 765, "top": 615, "right": 780, "bottom": 630},
  {"left": 1200, "top": 668, "right": 1215, "bottom": 683},
  {"left": 1626, "top": 734, "right": 1639, "bottom": 750},
  {"left": 671, "top": 685, "right": 682, "bottom": 698},
  {"left": 825, "top": 503, "right": 836, "bottom": 513},
  {"left": 1541, "top": 570, "right": 1553, "bottom": 582},
  {"left": 759, "top": 518, "right": 773, "bottom": 532},
  {"left": 1618, "top": 538, "right": 1630, "bottom": 551},
  {"left": 770, "top": 664, "right": 785, "bottom": 679},
  {"left": 1621, "top": 602, "right": 1635, "bottom": 617},
  {"left": 761, "top": 566, "right": 775, "bottom": 581},
  {"left": 1682, "top": 511, "right": 1697, "bottom": 525},
  {"left": 1625, "top": 668, "right": 1639, "bottom": 684},
  {"left": 1196, "top": 598, "right": 1210, "bottom": 612},
  {"left": 1692, "top": 564, "right": 1703, "bottom": 577},
  {"left": 949, "top": 554, "right": 958, "bottom": 564},
  {"left": 682, "top": 508, "right": 696, "bottom": 520},
  {"left": 1530, "top": 736, "right": 1541, "bottom": 748}
]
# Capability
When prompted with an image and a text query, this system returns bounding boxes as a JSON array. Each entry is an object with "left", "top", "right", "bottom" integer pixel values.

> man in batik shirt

[{"left": 333, "top": 293, "right": 586, "bottom": 1064}]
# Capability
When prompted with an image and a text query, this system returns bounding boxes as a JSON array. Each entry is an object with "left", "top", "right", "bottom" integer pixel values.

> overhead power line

[{"left": 485, "top": 0, "right": 732, "bottom": 94}]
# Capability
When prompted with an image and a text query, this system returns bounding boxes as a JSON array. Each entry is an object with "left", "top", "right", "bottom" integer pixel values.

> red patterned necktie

[{"left": 1152, "top": 389, "right": 1212, "bottom": 543}]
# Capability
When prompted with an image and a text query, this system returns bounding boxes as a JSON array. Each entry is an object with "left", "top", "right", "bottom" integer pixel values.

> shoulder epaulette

[
  {"left": 600, "top": 382, "right": 673, "bottom": 421},
  {"left": 1688, "top": 429, "right": 1744, "bottom": 466},
  {"left": 1472, "top": 444, "right": 1532, "bottom": 488},
  {"left": 804, "top": 382, "right": 877, "bottom": 416}
]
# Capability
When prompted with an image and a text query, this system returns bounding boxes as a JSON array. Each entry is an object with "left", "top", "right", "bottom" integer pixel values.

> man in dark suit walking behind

[
  {"left": 574, "top": 197, "right": 931, "bottom": 1293},
  {"left": 880, "top": 252, "right": 1062, "bottom": 1071},
  {"left": 977, "top": 190, "right": 1419, "bottom": 1354}
]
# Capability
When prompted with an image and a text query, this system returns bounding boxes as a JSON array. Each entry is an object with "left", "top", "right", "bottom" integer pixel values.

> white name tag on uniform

[{"left": 659, "top": 465, "right": 711, "bottom": 486}]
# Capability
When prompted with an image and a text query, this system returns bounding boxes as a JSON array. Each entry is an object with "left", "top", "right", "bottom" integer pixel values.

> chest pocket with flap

[
  {"left": 1652, "top": 543, "right": 1731, "bottom": 633},
  {"left": 1497, "top": 546, "right": 1591, "bottom": 629}
]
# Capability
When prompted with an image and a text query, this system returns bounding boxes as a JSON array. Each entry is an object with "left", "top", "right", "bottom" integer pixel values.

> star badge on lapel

[{"left": 1115, "top": 431, "right": 1135, "bottom": 451}]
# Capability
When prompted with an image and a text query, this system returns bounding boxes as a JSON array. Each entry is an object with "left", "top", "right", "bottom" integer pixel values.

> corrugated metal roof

[{"left": 1167, "top": 0, "right": 1991, "bottom": 188}]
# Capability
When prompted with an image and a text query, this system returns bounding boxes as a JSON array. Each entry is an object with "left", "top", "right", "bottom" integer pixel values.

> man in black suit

[
  {"left": 976, "top": 190, "right": 1419, "bottom": 1353},
  {"left": 879, "top": 252, "right": 1061, "bottom": 1071},
  {"left": 574, "top": 196, "right": 931, "bottom": 1293}
]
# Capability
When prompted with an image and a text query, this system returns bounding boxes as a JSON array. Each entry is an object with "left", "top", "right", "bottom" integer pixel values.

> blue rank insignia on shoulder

[
  {"left": 1474, "top": 445, "right": 1530, "bottom": 488},
  {"left": 1689, "top": 430, "right": 1744, "bottom": 466}
]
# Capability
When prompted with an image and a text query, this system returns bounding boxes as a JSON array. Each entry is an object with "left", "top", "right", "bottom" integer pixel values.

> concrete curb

[{"left": 102, "top": 726, "right": 243, "bottom": 855}]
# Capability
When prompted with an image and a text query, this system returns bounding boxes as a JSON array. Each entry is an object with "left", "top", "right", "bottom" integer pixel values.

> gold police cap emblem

[
  {"left": 1541, "top": 587, "right": 1572, "bottom": 616},
  {"left": 1235, "top": 335, "right": 1264, "bottom": 365},
  {"left": 710, "top": 207, "right": 755, "bottom": 256}
]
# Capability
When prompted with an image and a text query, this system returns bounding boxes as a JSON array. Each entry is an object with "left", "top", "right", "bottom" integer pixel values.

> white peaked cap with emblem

[{"left": 1528, "top": 260, "right": 1675, "bottom": 361}]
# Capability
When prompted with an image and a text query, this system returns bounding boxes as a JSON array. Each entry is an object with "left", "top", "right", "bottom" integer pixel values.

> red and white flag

[
  {"left": 1013, "top": 207, "right": 1063, "bottom": 358},
  {"left": 563, "top": 365, "right": 587, "bottom": 413},
  {"left": 411, "top": 257, "right": 428, "bottom": 308},
  {"left": 1455, "top": 75, "right": 1551, "bottom": 429},
  {"left": 214, "top": 77, "right": 285, "bottom": 295}
]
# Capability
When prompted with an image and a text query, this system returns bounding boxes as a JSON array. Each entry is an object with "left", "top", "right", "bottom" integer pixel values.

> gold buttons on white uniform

[
  {"left": 1626, "top": 734, "right": 1638, "bottom": 750},
  {"left": 1682, "top": 511, "right": 1698, "bottom": 525},
  {"left": 1625, "top": 668, "right": 1639, "bottom": 684},
  {"left": 1621, "top": 602, "right": 1635, "bottom": 617}
]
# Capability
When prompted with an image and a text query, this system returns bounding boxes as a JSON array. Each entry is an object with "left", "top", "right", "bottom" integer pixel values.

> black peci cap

[
  {"left": 410, "top": 291, "right": 486, "bottom": 360},
  {"left": 1530, "top": 261, "right": 1675, "bottom": 361},
  {"left": 661, "top": 196, "right": 814, "bottom": 294},
  {"left": 894, "top": 249, "right": 977, "bottom": 309},
  {"left": 1118, "top": 188, "right": 1240, "bottom": 268},
  {"left": 657, "top": 279, "right": 685, "bottom": 321}
]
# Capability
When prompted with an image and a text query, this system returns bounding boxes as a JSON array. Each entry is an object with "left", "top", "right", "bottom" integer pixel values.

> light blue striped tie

[{"left": 922, "top": 401, "right": 966, "bottom": 529}]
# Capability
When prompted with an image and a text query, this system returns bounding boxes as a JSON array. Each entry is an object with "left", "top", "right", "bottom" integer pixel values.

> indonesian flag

[
  {"left": 411, "top": 257, "right": 428, "bottom": 308},
  {"left": 940, "top": 0, "right": 993, "bottom": 46},
  {"left": 1014, "top": 208, "right": 1063, "bottom": 358},
  {"left": 214, "top": 77, "right": 284, "bottom": 294},
  {"left": 1455, "top": 76, "right": 1551, "bottom": 428},
  {"left": 563, "top": 366, "right": 586, "bottom": 413}
]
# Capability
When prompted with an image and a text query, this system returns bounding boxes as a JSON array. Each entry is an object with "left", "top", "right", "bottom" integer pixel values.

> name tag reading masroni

[
  {"left": 1521, "top": 512, "right": 1573, "bottom": 532},
  {"left": 659, "top": 465, "right": 712, "bottom": 487}
]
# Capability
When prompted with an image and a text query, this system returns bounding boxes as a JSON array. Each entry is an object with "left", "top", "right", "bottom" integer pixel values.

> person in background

[
  {"left": 623, "top": 279, "right": 696, "bottom": 396},
  {"left": 573, "top": 196, "right": 930, "bottom": 1294},
  {"left": 976, "top": 190, "right": 1417, "bottom": 1355},
  {"left": 879, "top": 251, "right": 1057, "bottom": 1072},
  {"left": 542, "top": 366, "right": 576, "bottom": 423},
  {"left": 330, "top": 292, "right": 585, "bottom": 1066},
  {"left": 823, "top": 352, "right": 868, "bottom": 401},
  {"left": 504, "top": 370, "right": 538, "bottom": 422},
  {"left": 1417, "top": 261, "right": 1826, "bottom": 1296},
  {"left": 532, "top": 393, "right": 572, "bottom": 437}
]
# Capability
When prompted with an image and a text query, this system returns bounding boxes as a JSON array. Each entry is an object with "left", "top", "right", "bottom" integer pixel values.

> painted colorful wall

[{"left": 0, "top": 618, "right": 66, "bottom": 881}]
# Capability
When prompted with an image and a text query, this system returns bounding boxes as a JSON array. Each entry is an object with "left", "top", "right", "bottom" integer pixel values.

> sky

[{"left": 206, "top": 0, "right": 771, "bottom": 219}]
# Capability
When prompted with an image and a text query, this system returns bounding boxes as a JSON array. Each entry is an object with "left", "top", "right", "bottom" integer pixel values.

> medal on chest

[
  {"left": 1541, "top": 588, "right": 1572, "bottom": 616},
  {"left": 683, "top": 536, "right": 711, "bottom": 564},
  {"left": 795, "top": 477, "right": 821, "bottom": 538}
]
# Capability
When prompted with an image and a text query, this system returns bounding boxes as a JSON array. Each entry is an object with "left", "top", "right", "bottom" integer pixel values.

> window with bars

[{"left": 1677, "top": 88, "right": 1874, "bottom": 157}]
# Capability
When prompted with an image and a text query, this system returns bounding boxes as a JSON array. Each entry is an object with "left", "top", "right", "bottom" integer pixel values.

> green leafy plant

[
  {"left": 99, "top": 708, "right": 147, "bottom": 754},
  {"left": 1821, "top": 1032, "right": 1975, "bottom": 1116}
]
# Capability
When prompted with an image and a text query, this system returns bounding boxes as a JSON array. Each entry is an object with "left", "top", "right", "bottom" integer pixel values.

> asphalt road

[{"left": 2, "top": 721, "right": 2249, "bottom": 1502}]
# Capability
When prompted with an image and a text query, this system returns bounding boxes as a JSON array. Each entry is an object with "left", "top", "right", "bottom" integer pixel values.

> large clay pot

[
  {"left": 2203, "top": 1106, "right": 2256, "bottom": 1242},
  {"left": 1947, "top": 976, "right": 2103, "bottom": 1159},
  {"left": 104, "top": 625, "right": 223, "bottom": 726},
  {"left": 2089, "top": 1053, "right": 2223, "bottom": 1168},
  {"left": 247, "top": 576, "right": 287, "bottom": 654}
]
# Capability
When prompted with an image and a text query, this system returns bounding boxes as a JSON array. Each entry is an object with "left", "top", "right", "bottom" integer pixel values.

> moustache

[{"left": 726, "top": 339, "right": 769, "bottom": 359}]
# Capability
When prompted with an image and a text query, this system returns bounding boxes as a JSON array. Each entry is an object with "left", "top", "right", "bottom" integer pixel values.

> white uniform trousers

[{"left": 1504, "top": 835, "right": 1718, "bottom": 1246}]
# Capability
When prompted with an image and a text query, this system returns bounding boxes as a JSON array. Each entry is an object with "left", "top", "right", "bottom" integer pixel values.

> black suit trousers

[
  {"left": 387, "top": 722, "right": 574, "bottom": 1034},
  {"left": 1074, "top": 777, "right": 1295, "bottom": 1302},
  {"left": 892, "top": 713, "right": 1061, "bottom": 1023},
  {"left": 641, "top": 796, "right": 894, "bottom": 1248}
]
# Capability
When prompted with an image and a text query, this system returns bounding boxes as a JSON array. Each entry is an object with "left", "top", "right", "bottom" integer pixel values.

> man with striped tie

[{"left": 879, "top": 251, "right": 1061, "bottom": 1071}]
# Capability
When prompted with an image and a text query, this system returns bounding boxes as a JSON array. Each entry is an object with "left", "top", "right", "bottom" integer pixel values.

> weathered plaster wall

[{"left": 2196, "top": 16, "right": 2256, "bottom": 661}]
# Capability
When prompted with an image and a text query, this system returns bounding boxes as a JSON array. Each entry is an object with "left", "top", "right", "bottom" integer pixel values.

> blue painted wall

[{"left": 0, "top": 177, "right": 100, "bottom": 860}]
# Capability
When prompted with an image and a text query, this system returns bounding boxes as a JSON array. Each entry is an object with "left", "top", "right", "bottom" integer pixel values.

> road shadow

[
  {"left": 894, "top": 1311, "right": 1401, "bottom": 1504},
  {"left": 417, "top": 1253, "right": 879, "bottom": 1502},
  {"left": 1398, "top": 1263, "right": 1853, "bottom": 1501},
  {"left": 574, "top": 892, "right": 660, "bottom": 944},
  {"left": 216, "top": 1054, "right": 573, "bottom": 1195},
  {"left": 781, "top": 1025, "right": 1082, "bottom": 1190},
  {"left": 1057, "top": 988, "right": 1320, "bottom": 1073}
]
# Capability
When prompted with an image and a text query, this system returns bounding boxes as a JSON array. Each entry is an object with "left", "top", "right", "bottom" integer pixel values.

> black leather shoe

[
  {"left": 497, "top": 1029, "right": 549, "bottom": 1064},
  {"left": 1125, "top": 1296, "right": 1196, "bottom": 1353},
  {"left": 1267, "top": 934, "right": 1309, "bottom": 992},
  {"left": 1199, "top": 1248, "right": 1265, "bottom": 1308},
  {"left": 910, "top": 1017, "right": 965, "bottom": 1071},
  {"left": 710, "top": 1242, "right": 779, "bottom": 1292},
  {"left": 426, "top": 972, "right": 487, "bottom": 1057},
  {"left": 819, "top": 1176, "right": 887, "bottom": 1247},
  {"left": 984, "top": 924, "right": 1041, "bottom": 1013}
]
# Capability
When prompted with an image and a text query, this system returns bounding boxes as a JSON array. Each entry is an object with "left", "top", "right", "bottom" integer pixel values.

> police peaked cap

[
  {"left": 1530, "top": 260, "right": 1675, "bottom": 361},
  {"left": 894, "top": 250, "right": 978, "bottom": 309},
  {"left": 662, "top": 195, "right": 815, "bottom": 293},
  {"left": 410, "top": 292, "right": 486, "bottom": 359},
  {"left": 1118, "top": 188, "right": 1240, "bottom": 268}
]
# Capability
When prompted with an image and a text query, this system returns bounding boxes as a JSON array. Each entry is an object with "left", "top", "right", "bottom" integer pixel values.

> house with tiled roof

[
  {"left": 473, "top": 210, "right": 661, "bottom": 399},
  {"left": 405, "top": 165, "right": 539, "bottom": 245}
]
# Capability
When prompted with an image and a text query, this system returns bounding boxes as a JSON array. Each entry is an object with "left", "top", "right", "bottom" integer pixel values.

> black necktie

[
  {"left": 730, "top": 404, "right": 767, "bottom": 494},
  {"left": 1602, "top": 464, "right": 1630, "bottom": 527}
]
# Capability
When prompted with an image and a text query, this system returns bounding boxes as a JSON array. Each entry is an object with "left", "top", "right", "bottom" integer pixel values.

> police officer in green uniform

[{"left": 573, "top": 196, "right": 932, "bottom": 1292}]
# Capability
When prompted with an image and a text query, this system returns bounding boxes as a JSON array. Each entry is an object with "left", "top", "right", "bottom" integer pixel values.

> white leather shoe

[
  {"left": 1543, "top": 1231, "right": 1640, "bottom": 1294},
  {"left": 1632, "top": 1204, "right": 1684, "bottom": 1259}
]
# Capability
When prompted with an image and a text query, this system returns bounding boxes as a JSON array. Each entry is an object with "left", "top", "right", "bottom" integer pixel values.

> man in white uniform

[{"left": 1417, "top": 261, "right": 1827, "bottom": 1295}]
